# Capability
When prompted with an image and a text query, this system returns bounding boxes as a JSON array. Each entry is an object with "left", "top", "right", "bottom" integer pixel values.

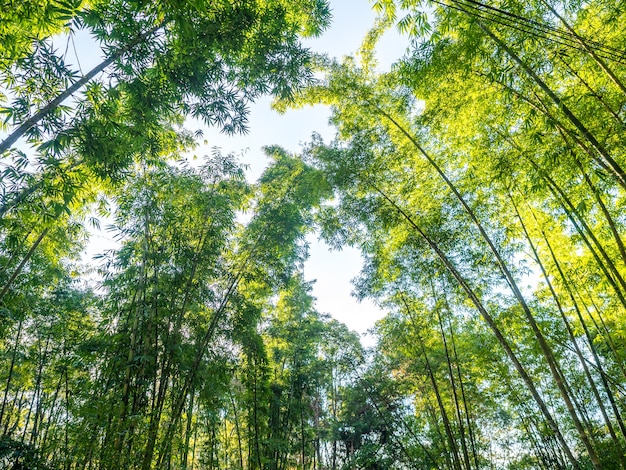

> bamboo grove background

[{"left": 3, "top": 0, "right": 626, "bottom": 468}]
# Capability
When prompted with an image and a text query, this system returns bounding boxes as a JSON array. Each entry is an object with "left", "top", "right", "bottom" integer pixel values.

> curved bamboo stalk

[
  {"left": 369, "top": 103, "right": 600, "bottom": 468},
  {"left": 367, "top": 179, "right": 580, "bottom": 469}
]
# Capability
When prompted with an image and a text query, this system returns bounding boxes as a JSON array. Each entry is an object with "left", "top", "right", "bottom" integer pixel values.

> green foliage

[
  {"left": 0, "top": 0, "right": 84, "bottom": 68},
  {"left": 4, "top": 0, "right": 626, "bottom": 468},
  {"left": 0, "top": 435, "right": 49, "bottom": 470},
  {"left": 280, "top": 1, "right": 626, "bottom": 465}
]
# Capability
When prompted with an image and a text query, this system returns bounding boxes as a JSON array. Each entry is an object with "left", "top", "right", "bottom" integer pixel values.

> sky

[
  {"left": 195, "top": 1, "right": 408, "bottom": 342},
  {"left": 83, "top": 0, "right": 409, "bottom": 343}
]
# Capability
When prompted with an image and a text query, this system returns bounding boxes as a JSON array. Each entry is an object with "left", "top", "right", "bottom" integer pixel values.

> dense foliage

[
  {"left": 283, "top": 0, "right": 626, "bottom": 467},
  {"left": 3, "top": 0, "right": 626, "bottom": 469}
]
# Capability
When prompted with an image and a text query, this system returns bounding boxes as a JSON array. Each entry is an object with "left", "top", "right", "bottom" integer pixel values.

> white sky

[
  {"left": 78, "top": 0, "right": 408, "bottom": 343},
  {"left": 194, "top": 1, "right": 407, "bottom": 342}
]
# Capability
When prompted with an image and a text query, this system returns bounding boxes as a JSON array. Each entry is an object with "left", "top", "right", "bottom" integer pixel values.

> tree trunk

[
  {"left": 0, "top": 228, "right": 49, "bottom": 303},
  {"left": 0, "top": 317, "right": 24, "bottom": 428},
  {"left": 476, "top": 19, "right": 626, "bottom": 190},
  {"left": 370, "top": 107, "right": 599, "bottom": 468},
  {"left": 369, "top": 181, "right": 581, "bottom": 469},
  {"left": 512, "top": 193, "right": 624, "bottom": 461},
  {"left": 433, "top": 302, "right": 472, "bottom": 470},
  {"left": 0, "top": 24, "right": 163, "bottom": 155}
]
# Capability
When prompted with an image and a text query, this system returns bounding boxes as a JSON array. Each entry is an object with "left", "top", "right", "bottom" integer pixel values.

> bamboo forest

[{"left": 4, "top": 0, "right": 626, "bottom": 468}]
